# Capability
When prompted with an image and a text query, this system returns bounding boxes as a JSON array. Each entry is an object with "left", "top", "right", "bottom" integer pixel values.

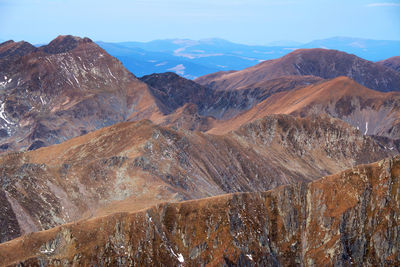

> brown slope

[
  {"left": 209, "top": 76, "right": 400, "bottom": 140},
  {"left": 378, "top": 56, "right": 400, "bottom": 72},
  {"left": 0, "top": 35, "right": 163, "bottom": 152},
  {"left": 195, "top": 48, "right": 400, "bottom": 92},
  {"left": 1, "top": 155, "right": 398, "bottom": 266},
  {"left": 0, "top": 114, "right": 392, "bottom": 244}
]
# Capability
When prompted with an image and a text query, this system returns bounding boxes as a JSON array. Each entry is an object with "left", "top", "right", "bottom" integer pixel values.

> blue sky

[{"left": 0, "top": 0, "right": 399, "bottom": 44}]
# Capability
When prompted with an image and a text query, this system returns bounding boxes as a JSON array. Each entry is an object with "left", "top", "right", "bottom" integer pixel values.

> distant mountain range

[{"left": 97, "top": 37, "right": 400, "bottom": 79}]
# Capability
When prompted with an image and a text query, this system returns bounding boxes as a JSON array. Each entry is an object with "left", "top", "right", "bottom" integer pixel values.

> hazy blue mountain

[
  {"left": 98, "top": 37, "right": 400, "bottom": 79},
  {"left": 266, "top": 40, "right": 304, "bottom": 46}
]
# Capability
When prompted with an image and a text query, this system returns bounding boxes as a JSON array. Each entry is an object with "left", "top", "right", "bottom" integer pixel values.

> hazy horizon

[
  {"left": 1, "top": 35, "right": 400, "bottom": 47},
  {"left": 0, "top": 0, "right": 399, "bottom": 45}
]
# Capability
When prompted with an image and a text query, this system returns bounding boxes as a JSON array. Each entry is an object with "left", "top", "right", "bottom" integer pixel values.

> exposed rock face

[
  {"left": 209, "top": 77, "right": 400, "bottom": 141},
  {"left": 1, "top": 155, "right": 398, "bottom": 266},
  {"left": 0, "top": 115, "right": 393, "bottom": 244},
  {"left": 378, "top": 56, "right": 400, "bottom": 72},
  {"left": 195, "top": 48, "right": 400, "bottom": 92},
  {"left": 0, "top": 36, "right": 161, "bottom": 152}
]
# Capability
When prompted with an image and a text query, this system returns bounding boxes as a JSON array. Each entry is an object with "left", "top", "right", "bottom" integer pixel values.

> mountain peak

[
  {"left": 197, "top": 47, "right": 400, "bottom": 92},
  {"left": 41, "top": 35, "right": 93, "bottom": 54},
  {"left": 0, "top": 40, "right": 37, "bottom": 58}
]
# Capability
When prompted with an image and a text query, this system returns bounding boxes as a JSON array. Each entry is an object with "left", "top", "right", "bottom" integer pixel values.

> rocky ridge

[
  {"left": 0, "top": 155, "right": 398, "bottom": 266},
  {"left": 0, "top": 114, "right": 393, "bottom": 244}
]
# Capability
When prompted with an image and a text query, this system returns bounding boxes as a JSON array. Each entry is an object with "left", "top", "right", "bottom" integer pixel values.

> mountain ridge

[
  {"left": 195, "top": 48, "right": 400, "bottom": 92},
  {"left": 0, "top": 155, "right": 398, "bottom": 266}
]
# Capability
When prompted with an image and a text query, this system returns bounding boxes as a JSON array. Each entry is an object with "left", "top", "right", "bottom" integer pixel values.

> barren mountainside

[
  {"left": 195, "top": 48, "right": 400, "bottom": 92},
  {"left": 0, "top": 36, "right": 163, "bottom": 152},
  {"left": 0, "top": 155, "right": 398, "bottom": 266},
  {"left": 0, "top": 114, "right": 393, "bottom": 244}
]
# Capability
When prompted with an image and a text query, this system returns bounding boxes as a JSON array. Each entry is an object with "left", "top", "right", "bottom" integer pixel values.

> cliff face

[
  {"left": 0, "top": 115, "right": 392, "bottom": 244},
  {"left": 1, "top": 155, "right": 398, "bottom": 266}
]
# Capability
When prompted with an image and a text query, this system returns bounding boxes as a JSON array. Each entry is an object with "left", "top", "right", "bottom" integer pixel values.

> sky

[{"left": 0, "top": 0, "right": 399, "bottom": 45}]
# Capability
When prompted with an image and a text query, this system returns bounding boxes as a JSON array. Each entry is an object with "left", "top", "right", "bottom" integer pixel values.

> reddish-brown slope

[
  {"left": 0, "top": 155, "right": 398, "bottom": 266},
  {"left": 195, "top": 48, "right": 400, "bottom": 92},
  {"left": 209, "top": 76, "right": 400, "bottom": 139},
  {"left": 0, "top": 114, "right": 392, "bottom": 243}
]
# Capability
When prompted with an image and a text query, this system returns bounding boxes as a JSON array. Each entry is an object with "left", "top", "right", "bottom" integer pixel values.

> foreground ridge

[{"left": 0, "top": 155, "right": 398, "bottom": 266}]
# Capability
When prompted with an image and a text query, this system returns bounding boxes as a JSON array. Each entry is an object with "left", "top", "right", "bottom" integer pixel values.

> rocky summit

[{"left": 0, "top": 36, "right": 161, "bottom": 152}]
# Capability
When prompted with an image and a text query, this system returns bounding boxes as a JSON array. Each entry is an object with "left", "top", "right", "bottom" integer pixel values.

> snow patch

[
  {"left": 170, "top": 248, "right": 185, "bottom": 263},
  {"left": 246, "top": 254, "right": 253, "bottom": 261},
  {"left": 0, "top": 102, "right": 12, "bottom": 124},
  {"left": 40, "top": 247, "right": 55, "bottom": 254},
  {"left": 177, "top": 253, "right": 184, "bottom": 263},
  {"left": 364, "top": 122, "right": 368, "bottom": 135},
  {"left": 108, "top": 67, "right": 116, "bottom": 79}
]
